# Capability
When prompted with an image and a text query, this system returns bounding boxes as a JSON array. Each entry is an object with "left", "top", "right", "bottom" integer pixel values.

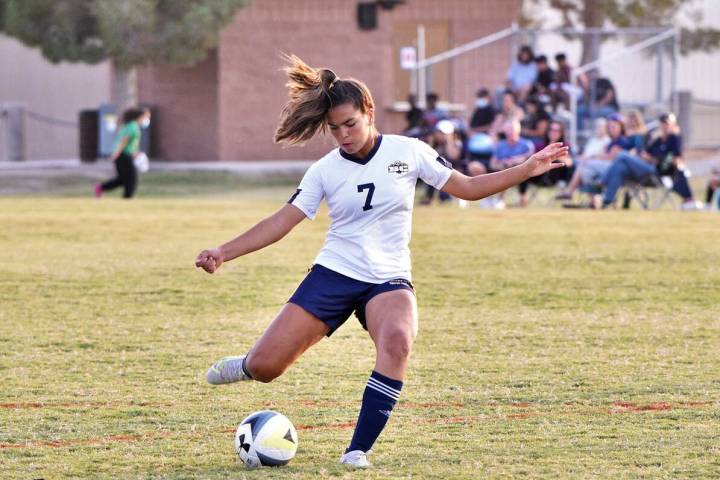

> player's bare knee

[{"left": 379, "top": 329, "right": 413, "bottom": 361}]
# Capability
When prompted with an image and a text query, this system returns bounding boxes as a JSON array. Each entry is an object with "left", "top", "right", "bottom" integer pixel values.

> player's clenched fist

[{"left": 195, "top": 248, "right": 224, "bottom": 274}]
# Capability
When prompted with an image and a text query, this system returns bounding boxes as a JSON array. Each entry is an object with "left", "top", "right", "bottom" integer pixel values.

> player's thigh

[
  {"left": 249, "top": 302, "right": 330, "bottom": 367},
  {"left": 365, "top": 289, "right": 418, "bottom": 350}
]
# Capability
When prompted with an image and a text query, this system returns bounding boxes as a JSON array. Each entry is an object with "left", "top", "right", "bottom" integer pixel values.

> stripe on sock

[
  {"left": 366, "top": 378, "right": 400, "bottom": 401},
  {"left": 367, "top": 376, "right": 402, "bottom": 396},
  {"left": 346, "top": 370, "right": 404, "bottom": 453}
]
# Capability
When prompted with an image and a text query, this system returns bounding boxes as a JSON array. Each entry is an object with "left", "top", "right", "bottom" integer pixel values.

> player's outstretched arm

[
  {"left": 195, "top": 204, "right": 306, "bottom": 274},
  {"left": 442, "top": 142, "right": 569, "bottom": 201}
]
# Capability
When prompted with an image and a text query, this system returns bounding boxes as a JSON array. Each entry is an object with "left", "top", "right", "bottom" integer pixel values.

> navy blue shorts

[{"left": 288, "top": 264, "right": 415, "bottom": 336}]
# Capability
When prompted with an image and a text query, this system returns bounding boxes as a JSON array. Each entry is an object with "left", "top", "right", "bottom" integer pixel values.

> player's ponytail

[{"left": 274, "top": 53, "right": 375, "bottom": 146}]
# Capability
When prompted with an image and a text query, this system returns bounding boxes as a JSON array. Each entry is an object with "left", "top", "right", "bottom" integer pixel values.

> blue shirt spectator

[
  {"left": 490, "top": 119, "right": 535, "bottom": 171},
  {"left": 606, "top": 135, "right": 634, "bottom": 153},
  {"left": 496, "top": 138, "right": 535, "bottom": 161}
]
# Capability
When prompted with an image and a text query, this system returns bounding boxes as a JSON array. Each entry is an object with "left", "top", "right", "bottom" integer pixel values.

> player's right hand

[{"left": 195, "top": 248, "right": 224, "bottom": 274}]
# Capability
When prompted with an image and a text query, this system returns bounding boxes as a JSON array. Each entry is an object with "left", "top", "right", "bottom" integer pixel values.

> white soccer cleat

[
  {"left": 340, "top": 450, "right": 371, "bottom": 468},
  {"left": 206, "top": 355, "right": 251, "bottom": 385}
]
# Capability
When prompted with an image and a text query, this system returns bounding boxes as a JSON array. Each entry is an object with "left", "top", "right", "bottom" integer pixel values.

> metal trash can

[{"left": 79, "top": 109, "right": 99, "bottom": 162}]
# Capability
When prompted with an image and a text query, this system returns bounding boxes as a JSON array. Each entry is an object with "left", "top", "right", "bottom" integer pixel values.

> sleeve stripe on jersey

[
  {"left": 435, "top": 156, "right": 453, "bottom": 169},
  {"left": 288, "top": 188, "right": 302, "bottom": 204}
]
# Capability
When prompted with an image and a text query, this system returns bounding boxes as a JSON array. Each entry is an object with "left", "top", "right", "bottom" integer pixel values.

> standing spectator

[
  {"left": 94, "top": 107, "right": 151, "bottom": 199},
  {"left": 403, "top": 94, "right": 424, "bottom": 136},
  {"left": 421, "top": 92, "right": 449, "bottom": 130},
  {"left": 504, "top": 45, "right": 538, "bottom": 103},
  {"left": 521, "top": 98, "right": 552, "bottom": 150},
  {"left": 600, "top": 113, "right": 701, "bottom": 210}
]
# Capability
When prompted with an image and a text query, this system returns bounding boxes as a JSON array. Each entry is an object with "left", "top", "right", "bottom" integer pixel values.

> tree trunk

[
  {"left": 111, "top": 62, "right": 138, "bottom": 112},
  {"left": 579, "top": 0, "right": 604, "bottom": 67}
]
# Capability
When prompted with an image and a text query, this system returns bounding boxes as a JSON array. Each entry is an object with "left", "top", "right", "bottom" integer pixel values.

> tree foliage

[
  {"left": 0, "top": 0, "right": 248, "bottom": 68},
  {"left": 522, "top": 0, "right": 720, "bottom": 57}
]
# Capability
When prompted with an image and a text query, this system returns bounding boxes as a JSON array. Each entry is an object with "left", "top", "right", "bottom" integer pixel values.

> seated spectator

[
  {"left": 625, "top": 109, "right": 647, "bottom": 153},
  {"left": 420, "top": 119, "right": 464, "bottom": 205},
  {"left": 517, "top": 120, "right": 573, "bottom": 206},
  {"left": 467, "top": 88, "right": 496, "bottom": 163},
  {"left": 521, "top": 98, "right": 551, "bottom": 150},
  {"left": 421, "top": 92, "right": 449, "bottom": 131},
  {"left": 491, "top": 90, "right": 525, "bottom": 138},
  {"left": 469, "top": 88, "right": 496, "bottom": 135},
  {"left": 600, "top": 113, "right": 701, "bottom": 210},
  {"left": 556, "top": 113, "right": 627, "bottom": 202},
  {"left": 706, "top": 166, "right": 720, "bottom": 210},
  {"left": 581, "top": 118, "right": 611, "bottom": 159},
  {"left": 403, "top": 93, "right": 424, "bottom": 137},
  {"left": 504, "top": 45, "right": 538, "bottom": 103},
  {"left": 577, "top": 71, "right": 619, "bottom": 129},
  {"left": 552, "top": 53, "right": 586, "bottom": 111},
  {"left": 531, "top": 55, "right": 555, "bottom": 104},
  {"left": 468, "top": 119, "right": 534, "bottom": 208}
]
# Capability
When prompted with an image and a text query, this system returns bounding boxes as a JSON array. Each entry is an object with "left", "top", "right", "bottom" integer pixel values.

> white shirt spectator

[{"left": 507, "top": 61, "right": 538, "bottom": 91}]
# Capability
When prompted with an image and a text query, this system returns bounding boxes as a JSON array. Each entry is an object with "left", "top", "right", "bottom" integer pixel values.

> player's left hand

[{"left": 523, "top": 142, "right": 569, "bottom": 178}]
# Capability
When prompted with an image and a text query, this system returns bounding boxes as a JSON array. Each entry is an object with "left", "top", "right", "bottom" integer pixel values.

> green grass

[{"left": 1, "top": 178, "right": 719, "bottom": 479}]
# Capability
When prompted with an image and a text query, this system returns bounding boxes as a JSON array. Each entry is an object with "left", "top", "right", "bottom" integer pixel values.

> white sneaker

[
  {"left": 340, "top": 450, "right": 371, "bottom": 468},
  {"left": 206, "top": 355, "right": 252, "bottom": 385},
  {"left": 680, "top": 200, "right": 703, "bottom": 211}
]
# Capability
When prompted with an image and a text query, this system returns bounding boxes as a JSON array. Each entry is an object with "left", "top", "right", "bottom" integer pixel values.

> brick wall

[
  {"left": 141, "top": 0, "right": 519, "bottom": 161},
  {"left": 138, "top": 51, "right": 219, "bottom": 161}
]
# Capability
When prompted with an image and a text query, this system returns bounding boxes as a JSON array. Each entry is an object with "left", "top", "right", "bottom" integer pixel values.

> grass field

[{"left": 1, "top": 174, "right": 719, "bottom": 479}]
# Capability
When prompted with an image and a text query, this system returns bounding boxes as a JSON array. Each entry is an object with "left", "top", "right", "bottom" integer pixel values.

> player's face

[{"left": 327, "top": 103, "right": 373, "bottom": 155}]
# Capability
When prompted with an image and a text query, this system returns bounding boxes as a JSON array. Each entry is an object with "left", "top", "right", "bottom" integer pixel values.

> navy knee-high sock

[{"left": 346, "top": 370, "right": 403, "bottom": 453}]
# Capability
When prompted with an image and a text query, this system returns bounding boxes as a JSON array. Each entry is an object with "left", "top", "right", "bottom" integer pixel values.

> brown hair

[{"left": 274, "top": 53, "right": 375, "bottom": 145}]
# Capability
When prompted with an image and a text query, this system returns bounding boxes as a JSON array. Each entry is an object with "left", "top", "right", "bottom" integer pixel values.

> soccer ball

[{"left": 234, "top": 410, "right": 298, "bottom": 468}]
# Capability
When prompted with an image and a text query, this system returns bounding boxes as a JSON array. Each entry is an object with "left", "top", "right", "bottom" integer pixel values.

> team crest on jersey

[{"left": 387, "top": 161, "right": 409, "bottom": 174}]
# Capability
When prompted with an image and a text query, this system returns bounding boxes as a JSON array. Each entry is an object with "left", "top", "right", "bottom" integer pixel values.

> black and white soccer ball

[{"left": 234, "top": 410, "right": 298, "bottom": 468}]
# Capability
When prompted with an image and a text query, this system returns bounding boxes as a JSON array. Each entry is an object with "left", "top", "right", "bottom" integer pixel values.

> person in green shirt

[{"left": 95, "top": 107, "right": 150, "bottom": 199}]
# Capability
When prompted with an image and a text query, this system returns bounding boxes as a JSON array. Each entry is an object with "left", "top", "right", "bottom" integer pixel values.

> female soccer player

[{"left": 195, "top": 54, "right": 567, "bottom": 468}]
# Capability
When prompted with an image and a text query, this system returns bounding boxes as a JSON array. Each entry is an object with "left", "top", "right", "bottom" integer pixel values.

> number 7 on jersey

[{"left": 357, "top": 183, "right": 375, "bottom": 211}]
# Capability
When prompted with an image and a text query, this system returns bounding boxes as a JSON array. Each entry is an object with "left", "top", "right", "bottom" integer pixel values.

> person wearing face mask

[
  {"left": 94, "top": 107, "right": 151, "bottom": 199},
  {"left": 469, "top": 88, "right": 496, "bottom": 135},
  {"left": 467, "top": 88, "right": 497, "bottom": 167}
]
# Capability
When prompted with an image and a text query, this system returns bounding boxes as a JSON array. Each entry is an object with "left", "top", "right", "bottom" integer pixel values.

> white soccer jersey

[{"left": 289, "top": 134, "right": 453, "bottom": 283}]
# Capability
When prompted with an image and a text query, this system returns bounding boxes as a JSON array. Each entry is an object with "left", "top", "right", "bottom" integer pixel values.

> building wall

[
  {"left": 0, "top": 34, "right": 110, "bottom": 161},
  {"left": 216, "top": 0, "right": 518, "bottom": 161},
  {"left": 138, "top": 51, "right": 219, "bottom": 161}
]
